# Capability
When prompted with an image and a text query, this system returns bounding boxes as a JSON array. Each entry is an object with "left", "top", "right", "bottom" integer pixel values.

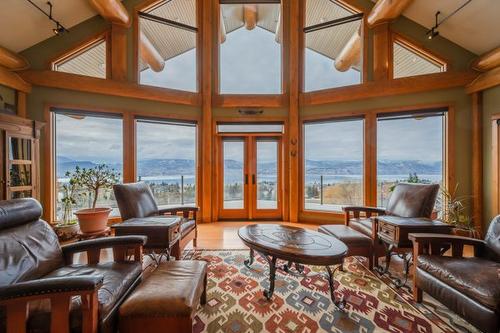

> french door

[{"left": 217, "top": 135, "right": 282, "bottom": 220}]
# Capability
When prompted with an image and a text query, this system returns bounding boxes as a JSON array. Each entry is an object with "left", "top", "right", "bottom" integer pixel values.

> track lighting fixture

[
  {"left": 426, "top": 0, "right": 471, "bottom": 41},
  {"left": 26, "top": 0, "right": 69, "bottom": 36}
]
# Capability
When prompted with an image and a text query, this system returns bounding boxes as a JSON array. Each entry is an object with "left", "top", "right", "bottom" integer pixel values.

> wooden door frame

[{"left": 215, "top": 130, "right": 285, "bottom": 221}]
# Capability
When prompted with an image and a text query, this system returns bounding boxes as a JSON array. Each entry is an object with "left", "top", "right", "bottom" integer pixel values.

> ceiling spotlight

[
  {"left": 427, "top": 27, "right": 439, "bottom": 40},
  {"left": 26, "top": 0, "right": 69, "bottom": 36},
  {"left": 53, "top": 22, "right": 67, "bottom": 36},
  {"left": 426, "top": 1, "right": 472, "bottom": 41}
]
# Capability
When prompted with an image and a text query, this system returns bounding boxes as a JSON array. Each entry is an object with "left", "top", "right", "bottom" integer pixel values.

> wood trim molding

[
  {"left": 20, "top": 70, "right": 201, "bottom": 106},
  {"left": 111, "top": 24, "right": 128, "bottom": 81},
  {"left": 492, "top": 115, "right": 500, "bottom": 217},
  {"left": 471, "top": 92, "right": 483, "bottom": 234},
  {"left": 471, "top": 46, "right": 500, "bottom": 72},
  {"left": 0, "top": 65, "right": 31, "bottom": 93},
  {"left": 373, "top": 23, "right": 391, "bottom": 81},
  {"left": 213, "top": 94, "right": 285, "bottom": 108},
  {"left": 300, "top": 71, "right": 478, "bottom": 106},
  {"left": 466, "top": 66, "right": 500, "bottom": 94},
  {"left": 17, "top": 92, "right": 27, "bottom": 118}
]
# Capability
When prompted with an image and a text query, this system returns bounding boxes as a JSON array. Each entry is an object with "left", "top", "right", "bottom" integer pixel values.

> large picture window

[
  {"left": 304, "top": 118, "right": 364, "bottom": 211},
  {"left": 377, "top": 110, "right": 445, "bottom": 208},
  {"left": 219, "top": 1, "right": 282, "bottom": 94},
  {"left": 304, "top": 0, "right": 363, "bottom": 92},
  {"left": 53, "top": 110, "right": 123, "bottom": 220},
  {"left": 136, "top": 118, "right": 197, "bottom": 207},
  {"left": 138, "top": 0, "right": 197, "bottom": 92}
]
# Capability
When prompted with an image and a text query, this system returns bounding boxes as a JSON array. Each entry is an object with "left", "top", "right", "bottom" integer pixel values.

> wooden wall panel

[
  {"left": 111, "top": 24, "right": 128, "bottom": 81},
  {"left": 471, "top": 92, "right": 483, "bottom": 234}
]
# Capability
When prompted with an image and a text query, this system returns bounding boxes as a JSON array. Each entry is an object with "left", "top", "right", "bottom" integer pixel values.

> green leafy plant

[
  {"left": 68, "top": 164, "right": 120, "bottom": 209},
  {"left": 439, "top": 184, "right": 474, "bottom": 231}
]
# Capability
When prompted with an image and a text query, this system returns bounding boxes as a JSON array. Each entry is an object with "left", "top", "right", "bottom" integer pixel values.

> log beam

[
  {"left": 367, "top": 0, "right": 413, "bottom": 27},
  {"left": 244, "top": 4, "right": 257, "bottom": 30},
  {"left": 471, "top": 46, "right": 500, "bottom": 72},
  {"left": 0, "top": 66, "right": 31, "bottom": 93},
  {"left": 466, "top": 66, "right": 500, "bottom": 93},
  {"left": 335, "top": 30, "right": 361, "bottom": 72},
  {"left": 0, "top": 46, "right": 29, "bottom": 71},
  {"left": 89, "top": 0, "right": 130, "bottom": 27},
  {"left": 139, "top": 32, "right": 165, "bottom": 72}
]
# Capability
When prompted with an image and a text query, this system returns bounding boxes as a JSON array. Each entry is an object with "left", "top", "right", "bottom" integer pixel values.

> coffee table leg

[
  {"left": 326, "top": 265, "right": 346, "bottom": 311},
  {"left": 263, "top": 255, "right": 277, "bottom": 300},
  {"left": 244, "top": 248, "right": 255, "bottom": 267}
]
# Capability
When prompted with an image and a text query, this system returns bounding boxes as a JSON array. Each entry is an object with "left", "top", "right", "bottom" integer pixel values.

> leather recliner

[
  {"left": 410, "top": 216, "right": 500, "bottom": 333},
  {"left": 0, "top": 198, "right": 147, "bottom": 333},
  {"left": 342, "top": 183, "right": 440, "bottom": 265},
  {"left": 113, "top": 182, "right": 199, "bottom": 252}
]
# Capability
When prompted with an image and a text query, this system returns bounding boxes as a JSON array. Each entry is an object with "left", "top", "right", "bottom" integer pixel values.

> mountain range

[{"left": 57, "top": 156, "right": 442, "bottom": 178}]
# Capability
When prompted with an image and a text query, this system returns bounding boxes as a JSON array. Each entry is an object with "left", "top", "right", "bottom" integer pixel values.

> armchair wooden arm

[
  {"left": 409, "top": 233, "right": 486, "bottom": 258},
  {"left": 342, "top": 206, "right": 385, "bottom": 225},
  {"left": 159, "top": 206, "right": 199, "bottom": 220},
  {"left": 61, "top": 235, "right": 147, "bottom": 265},
  {"left": 0, "top": 277, "right": 102, "bottom": 333}
]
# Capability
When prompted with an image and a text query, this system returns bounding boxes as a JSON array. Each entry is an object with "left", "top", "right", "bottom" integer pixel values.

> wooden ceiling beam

[
  {"left": 471, "top": 46, "right": 500, "bottom": 72},
  {"left": 139, "top": 31, "right": 165, "bottom": 72},
  {"left": 466, "top": 66, "right": 500, "bottom": 93},
  {"left": 88, "top": 0, "right": 130, "bottom": 27},
  {"left": 20, "top": 70, "right": 200, "bottom": 106},
  {"left": 367, "top": 0, "right": 414, "bottom": 27},
  {"left": 0, "top": 66, "right": 31, "bottom": 93},
  {"left": 335, "top": 30, "right": 361, "bottom": 72},
  {"left": 0, "top": 46, "right": 29, "bottom": 71},
  {"left": 244, "top": 4, "right": 257, "bottom": 30}
]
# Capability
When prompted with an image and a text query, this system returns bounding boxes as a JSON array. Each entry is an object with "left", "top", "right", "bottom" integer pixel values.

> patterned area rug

[{"left": 183, "top": 249, "right": 478, "bottom": 333}]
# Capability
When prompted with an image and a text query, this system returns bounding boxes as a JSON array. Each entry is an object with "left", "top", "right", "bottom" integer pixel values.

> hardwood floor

[{"left": 189, "top": 221, "right": 318, "bottom": 249}]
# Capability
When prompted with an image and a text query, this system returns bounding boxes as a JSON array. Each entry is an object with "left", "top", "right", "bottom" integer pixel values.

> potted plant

[
  {"left": 69, "top": 164, "right": 120, "bottom": 234},
  {"left": 54, "top": 177, "right": 80, "bottom": 241},
  {"left": 439, "top": 184, "right": 481, "bottom": 239}
]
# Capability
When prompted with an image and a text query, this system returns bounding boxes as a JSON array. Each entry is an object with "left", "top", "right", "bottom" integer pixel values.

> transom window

[
  {"left": 304, "top": 0, "right": 363, "bottom": 92},
  {"left": 138, "top": 0, "right": 198, "bottom": 92},
  {"left": 52, "top": 37, "right": 107, "bottom": 79},
  {"left": 219, "top": 0, "right": 282, "bottom": 94},
  {"left": 393, "top": 38, "right": 446, "bottom": 79}
]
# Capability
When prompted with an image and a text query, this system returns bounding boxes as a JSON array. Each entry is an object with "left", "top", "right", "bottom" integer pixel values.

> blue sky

[{"left": 56, "top": 26, "right": 443, "bottom": 165}]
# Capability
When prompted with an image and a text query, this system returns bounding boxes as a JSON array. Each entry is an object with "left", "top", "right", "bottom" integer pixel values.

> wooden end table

[
  {"left": 238, "top": 224, "right": 348, "bottom": 310},
  {"left": 374, "top": 216, "right": 453, "bottom": 288}
]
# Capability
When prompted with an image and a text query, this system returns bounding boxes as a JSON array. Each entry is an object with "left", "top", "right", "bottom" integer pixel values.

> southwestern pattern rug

[{"left": 184, "top": 249, "right": 479, "bottom": 333}]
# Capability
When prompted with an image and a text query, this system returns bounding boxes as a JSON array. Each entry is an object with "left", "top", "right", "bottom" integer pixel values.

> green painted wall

[{"left": 482, "top": 86, "right": 500, "bottom": 228}]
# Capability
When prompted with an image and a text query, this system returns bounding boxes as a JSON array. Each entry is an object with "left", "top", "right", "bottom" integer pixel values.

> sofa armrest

[
  {"left": 0, "top": 276, "right": 103, "bottom": 301},
  {"left": 62, "top": 236, "right": 147, "bottom": 264},
  {"left": 409, "top": 233, "right": 486, "bottom": 257}
]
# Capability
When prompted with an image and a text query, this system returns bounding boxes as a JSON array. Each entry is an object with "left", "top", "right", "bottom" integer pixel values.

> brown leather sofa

[
  {"left": 410, "top": 216, "right": 500, "bottom": 333},
  {"left": 0, "top": 198, "right": 147, "bottom": 333},
  {"left": 113, "top": 182, "right": 198, "bottom": 251},
  {"left": 342, "top": 183, "right": 440, "bottom": 264}
]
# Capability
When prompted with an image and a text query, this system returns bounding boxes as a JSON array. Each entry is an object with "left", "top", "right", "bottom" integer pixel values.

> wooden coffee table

[{"left": 238, "top": 224, "right": 348, "bottom": 309}]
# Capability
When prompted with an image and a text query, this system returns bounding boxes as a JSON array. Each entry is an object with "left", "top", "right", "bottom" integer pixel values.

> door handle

[
  {"left": 252, "top": 175, "right": 256, "bottom": 185},
  {"left": 245, "top": 174, "right": 248, "bottom": 185}
]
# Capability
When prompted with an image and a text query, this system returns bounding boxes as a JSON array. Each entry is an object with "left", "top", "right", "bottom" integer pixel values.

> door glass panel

[
  {"left": 9, "top": 138, "right": 31, "bottom": 160},
  {"left": 9, "top": 165, "right": 32, "bottom": 187},
  {"left": 11, "top": 190, "right": 32, "bottom": 199},
  {"left": 256, "top": 140, "right": 278, "bottom": 209},
  {"left": 223, "top": 140, "right": 245, "bottom": 209}
]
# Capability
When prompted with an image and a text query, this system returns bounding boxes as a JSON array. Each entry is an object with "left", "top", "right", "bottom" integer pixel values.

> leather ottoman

[
  {"left": 119, "top": 260, "right": 207, "bottom": 333},
  {"left": 319, "top": 225, "right": 373, "bottom": 270}
]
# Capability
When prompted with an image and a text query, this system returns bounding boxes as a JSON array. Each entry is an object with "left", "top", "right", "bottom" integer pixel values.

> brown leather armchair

[
  {"left": 409, "top": 216, "right": 500, "bottom": 333},
  {"left": 0, "top": 198, "right": 146, "bottom": 333},
  {"left": 342, "top": 183, "right": 440, "bottom": 263},
  {"left": 113, "top": 182, "right": 198, "bottom": 252}
]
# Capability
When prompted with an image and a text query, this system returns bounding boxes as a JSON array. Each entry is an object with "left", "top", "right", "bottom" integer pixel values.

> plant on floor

[{"left": 68, "top": 164, "right": 120, "bottom": 234}]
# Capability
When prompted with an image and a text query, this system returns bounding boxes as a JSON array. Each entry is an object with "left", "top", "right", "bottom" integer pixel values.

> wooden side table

[{"left": 374, "top": 216, "right": 453, "bottom": 288}]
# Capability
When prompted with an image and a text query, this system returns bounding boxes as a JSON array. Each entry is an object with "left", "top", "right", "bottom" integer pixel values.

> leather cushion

[
  {"left": 0, "top": 220, "right": 63, "bottom": 286},
  {"left": 385, "top": 183, "right": 439, "bottom": 218},
  {"left": 484, "top": 215, "right": 500, "bottom": 261},
  {"left": 348, "top": 218, "right": 373, "bottom": 237},
  {"left": 180, "top": 219, "right": 196, "bottom": 237},
  {"left": 120, "top": 260, "right": 207, "bottom": 318},
  {"left": 113, "top": 182, "right": 159, "bottom": 221},
  {"left": 318, "top": 225, "right": 371, "bottom": 247},
  {"left": 0, "top": 198, "right": 42, "bottom": 231},
  {"left": 417, "top": 255, "right": 500, "bottom": 311}
]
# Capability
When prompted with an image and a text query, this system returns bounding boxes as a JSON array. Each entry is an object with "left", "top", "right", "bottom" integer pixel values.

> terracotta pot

[
  {"left": 54, "top": 223, "right": 80, "bottom": 241},
  {"left": 75, "top": 207, "right": 112, "bottom": 233}
]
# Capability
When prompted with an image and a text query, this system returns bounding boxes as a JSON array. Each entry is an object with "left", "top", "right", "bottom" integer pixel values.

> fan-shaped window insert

[
  {"left": 304, "top": 0, "right": 363, "bottom": 92},
  {"left": 52, "top": 38, "right": 107, "bottom": 79},
  {"left": 393, "top": 39, "right": 446, "bottom": 79},
  {"left": 219, "top": 1, "right": 282, "bottom": 94},
  {"left": 138, "top": 0, "right": 198, "bottom": 92}
]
